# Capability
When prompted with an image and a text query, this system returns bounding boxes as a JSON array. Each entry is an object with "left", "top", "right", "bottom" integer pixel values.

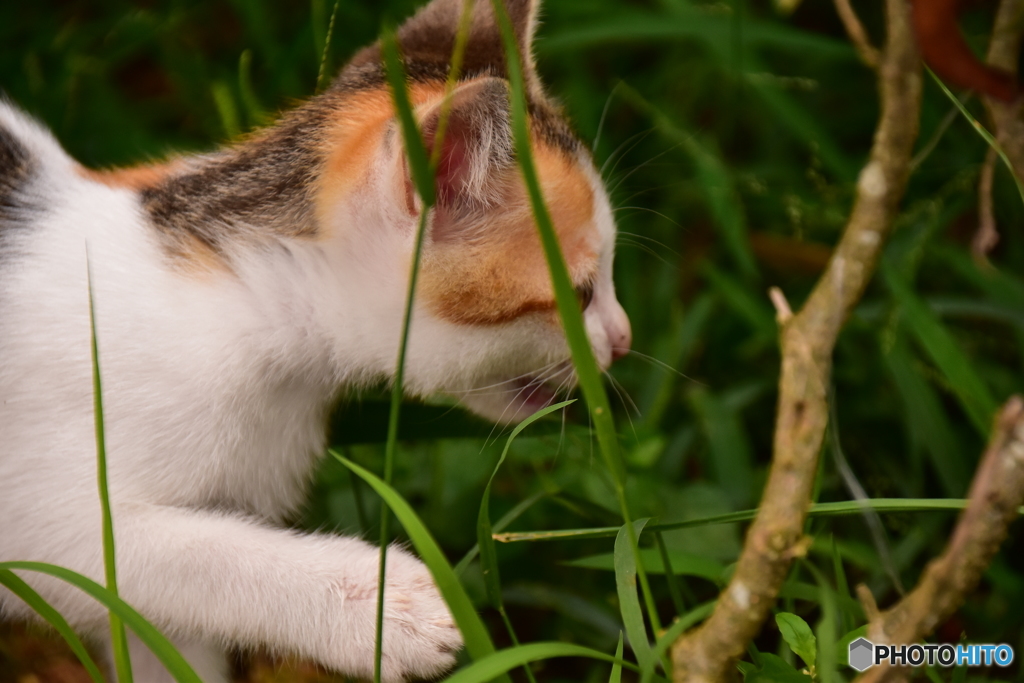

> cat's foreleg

[{"left": 108, "top": 504, "right": 461, "bottom": 682}]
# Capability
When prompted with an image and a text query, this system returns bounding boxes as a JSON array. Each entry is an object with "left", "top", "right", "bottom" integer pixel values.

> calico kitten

[{"left": 0, "top": 0, "right": 631, "bottom": 680}]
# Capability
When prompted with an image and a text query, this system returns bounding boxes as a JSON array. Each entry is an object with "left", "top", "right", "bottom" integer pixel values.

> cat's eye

[{"left": 576, "top": 281, "right": 595, "bottom": 311}]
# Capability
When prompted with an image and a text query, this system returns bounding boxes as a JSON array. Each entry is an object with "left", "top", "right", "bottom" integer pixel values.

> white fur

[{"left": 0, "top": 91, "right": 628, "bottom": 682}]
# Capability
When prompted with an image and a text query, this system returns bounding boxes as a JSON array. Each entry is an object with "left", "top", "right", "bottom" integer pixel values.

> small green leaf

[
  {"left": 776, "top": 612, "right": 817, "bottom": 669},
  {"left": 614, "top": 519, "right": 654, "bottom": 671}
]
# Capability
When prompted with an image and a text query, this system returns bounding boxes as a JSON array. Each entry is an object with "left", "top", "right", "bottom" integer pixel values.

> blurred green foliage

[{"left": 3, "top": 0, "right": 1024, "bottom": 680}]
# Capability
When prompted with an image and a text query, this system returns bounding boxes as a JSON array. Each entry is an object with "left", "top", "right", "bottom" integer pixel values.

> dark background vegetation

[{"left": 2, "top": 0, "right": 1023, "bottom": 681}]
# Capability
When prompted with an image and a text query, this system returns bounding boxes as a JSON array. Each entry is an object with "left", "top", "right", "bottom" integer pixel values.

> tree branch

[
  {"left": 670, "top": 2, "right": 921, "bottom": 681},
  {"left": 834, "top": 0, "right": 881, "bottom": 68},
  {"left": 856, "top": 397, "right": 1024, "bottom": 683},
  {"left": 983, "top": 0, "right": 1024, "bottom": 181},
  {"left": 974, "top": 145, "right": 1000, "bottom": 265}
]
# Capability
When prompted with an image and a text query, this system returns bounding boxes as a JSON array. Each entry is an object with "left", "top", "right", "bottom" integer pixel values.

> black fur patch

[
  {"left": 0, "top": 125, "right": 40, "bottom": 255},
  {"left": 140, "top": 101, "right": 334, "bottom": 260}
]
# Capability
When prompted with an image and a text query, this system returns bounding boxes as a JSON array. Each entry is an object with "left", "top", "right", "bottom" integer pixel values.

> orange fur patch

[
  {"left": 420, "top": 145, "right": 597, "bottom": 326},
  {"left": 316, "top": 83, "right": 448, "bottom": 233},
  {"left": 78, "top": 160, "right": 185, "bottom": 190}
]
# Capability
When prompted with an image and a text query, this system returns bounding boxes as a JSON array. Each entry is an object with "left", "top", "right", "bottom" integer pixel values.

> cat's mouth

[{"left": 456, "top": 364, "right": 575, "bottom": 424}]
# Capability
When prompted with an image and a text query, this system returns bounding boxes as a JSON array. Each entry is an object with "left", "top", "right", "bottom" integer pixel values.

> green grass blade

[
  {"left": 564, "top": 548, "right": 725, "bottom": 581},
  {"left": 540, "top": 9, "right": 853, "bottom": 59},
  {"left": 376, "top": 27, "right": 435, "bottom": 683},
  {"left": 804, "top": 563, "right": 838, "bottom": 683},
  {"left": 490, "top": 0, "right": 660, "bottom": 640},
  {"left": 238, "top": 49, "right": 267, "bottom": 126},
  {"left": 830, "top": 537, "right": 853, "bottom": 635},
  {"left": 455, "top": 489, "right": 550, "bottom": 576},
  {"left": 883, "top": 261, "right": 999, "bottom": 435},
  {"left": 0, "top": 569, "right": 106, "bottom": 683},
  {"left": 653, "top": 531, "right": 686, "bottom": 616},
  {"left": 440, "top": 642, "right": 643, "bottom": 683},
  {"left": 478, "top": 401, "right": 574, "bottom": 608},
  {"left": 614, "top": 519, "right": 654, "bottom": 671},
  {"left": 494, "top": 498, "right": 1007, "bottom": 542},
  {"left": 211, "top": 81, "right": 241, "bottom": 139},
  {"left": 609, "top": 632, "right": 624, "bottom": 683},
  {"left": 929, "top": 69, "right": 1024, "bottom": 207},
  {"left": 381, "top": 27, "right": 435, "bottom": 207},
  {"left": 478, "top": 401, "right": 572, "bottom": 683},
  {"left": 314, "top": 0, "right": 340, "bottom": 91},
  {"left": 87, "top": 258, "right": 132, "bottom": 683},
  {"left": 0, "top": 562, "right": 201, "bottom": 683},
  {"left": 375, "top": 10, "right": 477, "bottom": 677},
  {"left": 330, "top": 452, "right": 500, "bottom": 663}
]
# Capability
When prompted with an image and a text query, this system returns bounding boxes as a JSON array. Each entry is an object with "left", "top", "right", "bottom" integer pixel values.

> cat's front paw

[
  {"left": 378, "top": 547, "right": 462, "bottom": 680},
  {"left": 329, "top": 544, "right": 462, "bottom": 682}
]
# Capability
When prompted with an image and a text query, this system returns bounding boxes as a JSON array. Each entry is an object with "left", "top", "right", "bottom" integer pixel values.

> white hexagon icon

[{"left": 849, "top": 637, "right": 874, "bottom": 672}]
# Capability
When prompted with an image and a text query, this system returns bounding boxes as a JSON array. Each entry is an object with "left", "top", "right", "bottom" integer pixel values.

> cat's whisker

[
  {"left": 614, "top": 178, "right": 689, "bottom": 207},
  {"left": 616, "top": 348, "right": 704, "bottom": 386},
  {"left": 448, "top": 359, "right": 565, "bottom": 397},
  {"left": 592, "top": 84, "right": 620, "bottom": 153},
  {"left": 607, "top": 142, "right": 683, "bottom": 198},
  {"left": 617, "top": 230, "right": 679, "bottom": 256},
  {"left": 613, "top": 207, "right": 684, "bottom": 232},
  {"left": 480, "top": 362, "right": 570, "bottom": 449},
  {"left": 605, "top": 371, "right": 642, "bottom": 419},
  {"left": 615, "top": 237, "right": 679, "bottom": 270},
  {"left": 603, "top": 370, "right": 640, "bottom": 444},
  {"left": 600, "top": 128, "right": 654, "bottom": 180}
]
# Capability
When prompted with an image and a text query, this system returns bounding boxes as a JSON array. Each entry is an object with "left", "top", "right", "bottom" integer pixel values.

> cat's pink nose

[{"left": 608, "top": 307, "right": 631, "bottom": 362}]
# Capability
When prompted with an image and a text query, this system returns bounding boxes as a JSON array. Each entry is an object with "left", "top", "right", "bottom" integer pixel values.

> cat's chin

[{"left": 457, "top": 371, "right": 572, "bottom": 425}]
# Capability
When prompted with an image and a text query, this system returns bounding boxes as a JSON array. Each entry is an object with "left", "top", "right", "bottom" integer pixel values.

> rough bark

[
  {"left": 670, "top": 2, "right": 922, "bottom": 681},
  {"left": 857, "top": 398, "right": 1024, "bottom": 683}
]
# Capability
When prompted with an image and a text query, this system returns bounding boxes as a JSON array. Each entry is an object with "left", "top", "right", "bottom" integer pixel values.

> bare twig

[
  {"left": 670, "top": 2, "right": 921, "bottom": 681},
  {"left": 834, "top": 0, "right": 881, "bottom": 69},
  {"left": 857, "top": 397, "right": 1024, "bottom": 683},
  {"left": 768, "top": 287, "right": 794, "bottom": 325},
  {"left": 974, "top": 146, "right": 1000, "bottom": 265},
  {"left": 983, "top": 0, "right": 1024, "bottom": 181}
]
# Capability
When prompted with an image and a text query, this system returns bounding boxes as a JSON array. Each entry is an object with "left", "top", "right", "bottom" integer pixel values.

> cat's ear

[
  {"left": 392, "top": 77, "right": 515, "bottom": 235},
  {"left": 396, "top": 0, "right": 543, "bottom": 97}
]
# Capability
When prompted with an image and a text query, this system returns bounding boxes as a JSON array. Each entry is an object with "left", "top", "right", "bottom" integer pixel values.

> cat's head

[{"left": 319, "top": 0, "right": 630, "bottom": 423}]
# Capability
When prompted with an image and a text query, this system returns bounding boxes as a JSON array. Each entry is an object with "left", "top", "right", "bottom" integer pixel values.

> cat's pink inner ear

[
  {"left": 412, "top": 77, "right": 513, "bottom": 226},
  {"left": 426, "top": 121, "right": 472, "bottom": 208}
]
